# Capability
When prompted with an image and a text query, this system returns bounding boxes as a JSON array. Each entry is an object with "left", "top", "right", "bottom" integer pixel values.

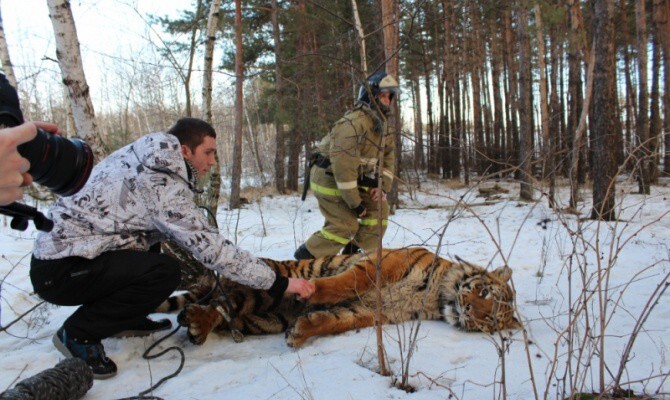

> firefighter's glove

[{"left": 353, "top": 203, "right": 367, "bottom": 218}]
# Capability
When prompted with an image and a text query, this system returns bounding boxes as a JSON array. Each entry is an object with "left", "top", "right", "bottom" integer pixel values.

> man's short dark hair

[{"left": 167, "top": 118, "right": 216, "bottom": 150}]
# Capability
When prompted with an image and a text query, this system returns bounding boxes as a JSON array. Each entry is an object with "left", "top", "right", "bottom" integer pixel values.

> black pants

[{"left": 30, "top": 249, "right": 181, "bottom": 341}]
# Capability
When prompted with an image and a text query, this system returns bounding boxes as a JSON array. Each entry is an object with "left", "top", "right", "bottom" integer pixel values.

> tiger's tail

[{"left": 155, "top": 275, "right": 217, "bottom": 313}]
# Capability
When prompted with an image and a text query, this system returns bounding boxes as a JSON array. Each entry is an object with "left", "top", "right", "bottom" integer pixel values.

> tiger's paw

[
  {"left": 285, "top": 315, "right": 314, "bottom": 348},
  {"left": 285, "top": 311, "right": 331, "bottom": 348},
  {"left": 285, "top": 322, "right": 307, "bottom": 348},
  {"left": 179, "top": 304, "right": 218, "bottom": 345}
]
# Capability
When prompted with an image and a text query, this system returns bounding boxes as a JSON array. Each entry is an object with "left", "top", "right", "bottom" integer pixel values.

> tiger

[{"left": 156, "top": 247, "right": 521, "bottom": 347}]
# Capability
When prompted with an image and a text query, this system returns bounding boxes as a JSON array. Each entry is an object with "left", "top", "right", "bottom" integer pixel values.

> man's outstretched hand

[{"left": 286, "top": 278, "right": 316, "bottom": 299}]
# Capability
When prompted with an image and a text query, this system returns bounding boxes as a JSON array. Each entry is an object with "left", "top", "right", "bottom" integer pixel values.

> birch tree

[
  {"left": 0, "top": 1, "right": 17, "bottom": 89},
  {"left": 202, "top": 0, "right": 222, "bottom": 216},
  {"left": 47, "top": 0, "right": 105, "bottom": 160},
  {"left": 202, "top": 0, "right": 222, "bottom": 124}
]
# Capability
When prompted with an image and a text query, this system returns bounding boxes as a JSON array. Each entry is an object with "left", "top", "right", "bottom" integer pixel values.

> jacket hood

[{"left": 131, "top": 132, "right": 189, "bottom": 181}]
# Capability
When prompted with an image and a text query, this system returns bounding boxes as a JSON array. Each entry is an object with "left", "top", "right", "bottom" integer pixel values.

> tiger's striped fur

[{"left": 157, "top": 247, "right": 521, "bottom": 347}]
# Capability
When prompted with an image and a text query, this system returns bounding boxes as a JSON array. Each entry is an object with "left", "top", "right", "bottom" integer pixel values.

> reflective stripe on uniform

[
  {"left": 320, "top": 228, "right": 350, "bottom": 244},
  {"left": 359, "top": 218, "right": 388, "bottom": 226},
  {"left": 311, "top": 181, "right": 341, "bottom": 196},
  {"left": 336, "top": 180, "right": 357, "bottom": 190}
]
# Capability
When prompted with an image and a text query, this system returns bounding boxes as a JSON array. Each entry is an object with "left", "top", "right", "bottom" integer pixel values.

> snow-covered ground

[{"left": 1, "top": 178, "right": 668, "bottom": 399}]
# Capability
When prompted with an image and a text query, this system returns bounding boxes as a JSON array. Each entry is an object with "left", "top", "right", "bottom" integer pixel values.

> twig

[{"left": 0, "top": 301, "right": 45, "bottom": 333}]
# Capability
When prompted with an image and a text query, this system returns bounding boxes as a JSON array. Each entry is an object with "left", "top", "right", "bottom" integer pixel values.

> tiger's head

[{"left": 453, "top": 266, "right": 521, "bottom": 333}]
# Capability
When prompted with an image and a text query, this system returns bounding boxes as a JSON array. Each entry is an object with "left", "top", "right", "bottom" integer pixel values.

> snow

[{"left": 1, "top": 178, "right": 669, "bottom": 399}]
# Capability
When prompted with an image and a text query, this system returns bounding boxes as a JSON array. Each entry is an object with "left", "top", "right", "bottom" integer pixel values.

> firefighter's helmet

[{"left": 357, "top": 71, "right": 399, "bottom": 114}]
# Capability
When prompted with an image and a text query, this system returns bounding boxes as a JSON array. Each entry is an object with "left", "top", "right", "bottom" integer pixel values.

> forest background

[{"left": 1, "top": 0, "right": 667, "bottom": 217}]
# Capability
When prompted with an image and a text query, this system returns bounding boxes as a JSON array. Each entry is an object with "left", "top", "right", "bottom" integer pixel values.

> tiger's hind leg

[
  {"left": 219, "top": 313, "right": 291, "bottom": 335},
  {"left": 285, "top": 304, "right": 380, "bottom": 347},
  {"left": 178, "top": 303, "right": 223, "bottom": 345},
  {"left": 180, "top": 301, "right": 294, "bottom": 344}
]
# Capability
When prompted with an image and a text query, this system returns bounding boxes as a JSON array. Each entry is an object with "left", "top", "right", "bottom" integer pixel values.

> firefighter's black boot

[
  {"left": 342, "top": 242, "right": 361, "bottom": 254},
  {"left": 341, "top": 242, "right": 361, "bottom": 255},
  {"left": 294, "top": 244, "right": 315, "bottom": 260}
]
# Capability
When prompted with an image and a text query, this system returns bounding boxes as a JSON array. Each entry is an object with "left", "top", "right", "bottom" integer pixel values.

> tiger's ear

[{"left": 490, "top": 266, "right": 512, "bottom": 282}]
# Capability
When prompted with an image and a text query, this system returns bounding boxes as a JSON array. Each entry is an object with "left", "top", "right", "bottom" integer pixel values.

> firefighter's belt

[
  {"left": 302, "top": 153, "right": 332, "bottom": 200},
  {"left": 357, "top": 175, "right": 379, "bottom": 188},
  {"left": 302, "top": 153, "right": 380, "bottom": 200}
]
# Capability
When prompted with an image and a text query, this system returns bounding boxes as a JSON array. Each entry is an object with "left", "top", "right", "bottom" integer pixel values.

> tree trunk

[
  {"left": 202, "top": 0, "right": 222, "bottom": 124},
  {"left": 381, "top": 0, "right": 401, "bottom": 213},
  {"left": 636, "top": 0, "right": 651, "bottom": 194},
  {"left": 441, "top": 0, "right": 458, "bottom": 179},
  {"left": 549, "top": 25, "right": 562, "bottom": 180},
  {"left": 490, "top": 22, "right": 505, "bottom": 178},
  {"left": 182, "top": 0, "right": 202, "bottom": 117},
  {"left": 451, "top": 75, "right": 462, "bottom": 179},
  {"left": 570, "top": 48, "right": 595, "bottom": 211},
  {"left": 619, "top": 0, "right": 636, "bottom": 165},
  {"left": 591, "top": 0, "right": 617, "bottom": 221},
  {"left": 202, "top": 0, "right": 222, "bottom": 218},
  {"left": 517, "top": 5, "right": 533, "bottom": 201},
  {"left": 424, "top": 61, "right": 436, "bottom": 174},
  {"left": 654, "top": 0, "right": 670, "bottom": 174},
  {"left": 503, "top": 2, "right": 519, "bottom": 176},
  {"left": 229, "top": 0, "right": 244, "bottom": 210},
  {"left": 649, "top": 33, "right": 661, "bottom": 182},
  {"left": 468, "top": 1, "right": 484, "bottom": 176},
  {"left": 534, "top": 4, "right": 554, "bottom": 206},
  {"left": 460, "top": 75, "right": 470, "bottom": 185},
  {"left": 0, "top": 1, "right": 17, "bottom": 89},
  {"left": 286, "top": 0, "right": 308, "bottom": 193},
  {"left": 271, "top": 0, "right": 286, "bottom": 193},
  {"left": 411, "top": 67, "right": 424, "bottom": 171},
  {"left": 351, "top": 0, "right": 368, "bottom": 76},
  {"left": 567, "top": 0, "right": 588, "bottom": 209},
  {"left": 47, "top": 0, "right": 106, "bottom": 160}
]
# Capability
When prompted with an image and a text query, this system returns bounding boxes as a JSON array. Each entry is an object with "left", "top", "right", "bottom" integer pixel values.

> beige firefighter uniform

[{"left": 304, "top": 103, "right": 395, "bottom": 257}]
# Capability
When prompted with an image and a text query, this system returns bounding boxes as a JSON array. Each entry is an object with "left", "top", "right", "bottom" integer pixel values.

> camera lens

[{"left": 17, "top": 128, "right": 94, "bottom": 196}]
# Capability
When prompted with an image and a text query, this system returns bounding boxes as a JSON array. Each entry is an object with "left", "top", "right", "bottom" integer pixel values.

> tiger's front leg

[
  {"left": 307, "top": 255, "right": 412, "bottom": 305},
  {"left": 178, "top": 303, "right": 223, "bottom": 345},
  {"left": 285, "top": 305, "right": 379, "bottom": 347}
]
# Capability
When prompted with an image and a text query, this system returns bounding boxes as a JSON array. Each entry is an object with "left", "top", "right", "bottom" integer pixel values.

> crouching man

[{"left": 30, "top": 118, "right": 314, "bottom": 379}]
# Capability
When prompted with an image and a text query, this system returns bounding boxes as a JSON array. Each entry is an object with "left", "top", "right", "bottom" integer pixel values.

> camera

[
  {"left": 17, "top": 128, "right": 93, "bottom": 196},
  {"left": 0, "top": 72, "right": 94, "bottom": 231},
  {"left": 0, "top": 73, "right": 93, "bottom": 196}
]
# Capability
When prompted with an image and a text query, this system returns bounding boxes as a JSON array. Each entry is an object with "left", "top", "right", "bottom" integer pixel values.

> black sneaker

[
  {"left": 112, "top": 317, "right": 172, "bottom": 338},
  {"left": 294, "top": 244, "right": 315, "bottom": 260},
  {"left": 53, "top": 328, "right": 117, "bottom": 379}
]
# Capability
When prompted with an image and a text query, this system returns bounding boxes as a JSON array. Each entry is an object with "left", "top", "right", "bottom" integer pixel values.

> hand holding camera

[{"left": 0, "top": 122, "right": 36, "bottom": 205}]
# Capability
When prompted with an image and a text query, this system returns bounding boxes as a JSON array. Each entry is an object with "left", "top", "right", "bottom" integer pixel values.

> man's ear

[{"left": 181, "top": 144, "right": 192, "bottom": 160}]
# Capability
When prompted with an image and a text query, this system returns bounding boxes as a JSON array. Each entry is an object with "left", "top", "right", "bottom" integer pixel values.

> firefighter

[{"left": 295, "top": 71, "right": 399, "bottom": 260}]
